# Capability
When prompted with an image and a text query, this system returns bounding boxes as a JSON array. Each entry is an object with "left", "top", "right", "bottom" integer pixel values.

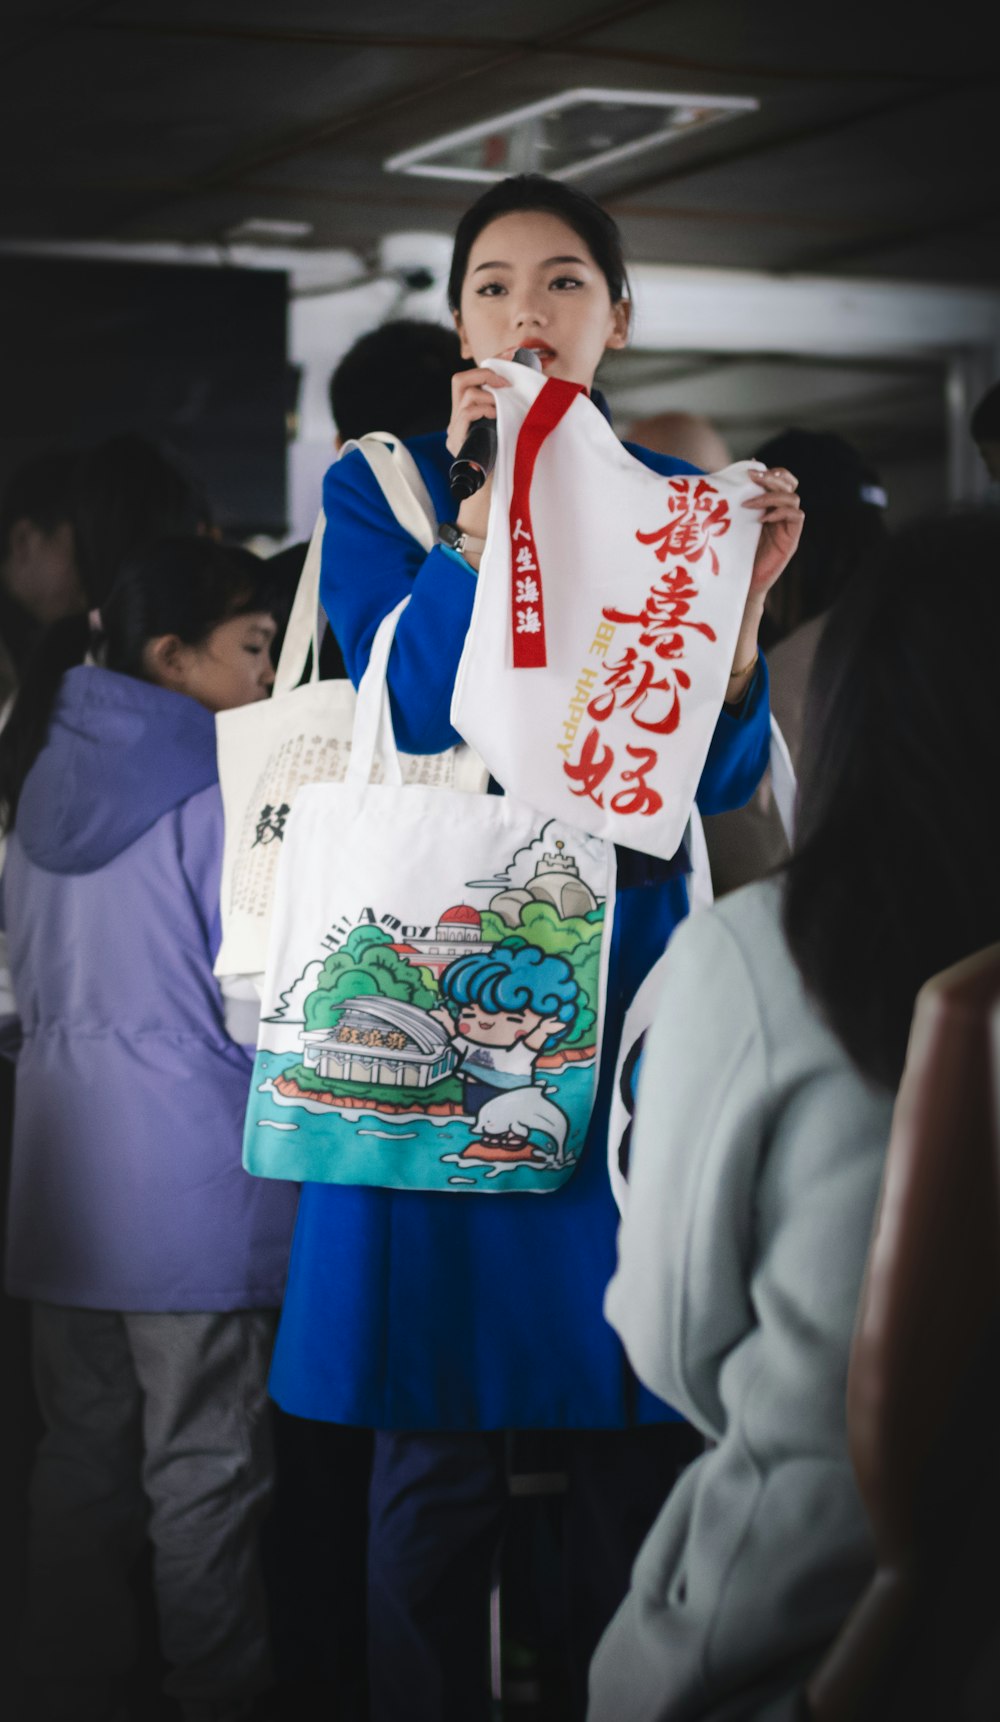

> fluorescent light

[
  {"left": 385, "top": 88, "right": 758, "bottom": 184},
  {"left": 225, "top": 218, "right": 314, "bottom": 241}
]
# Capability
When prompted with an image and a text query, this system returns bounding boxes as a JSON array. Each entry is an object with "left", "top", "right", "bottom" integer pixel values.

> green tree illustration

[
  {"left": 518, "top": 900, "right": 603, "bottom": 956},
  {"left": 303, "top": 925, "right": 439, "bottom": 1029}
]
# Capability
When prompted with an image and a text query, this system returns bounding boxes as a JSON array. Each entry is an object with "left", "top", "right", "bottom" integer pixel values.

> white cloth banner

[{"left": 451, "top": 358, "right": 763, "bottom": 862}]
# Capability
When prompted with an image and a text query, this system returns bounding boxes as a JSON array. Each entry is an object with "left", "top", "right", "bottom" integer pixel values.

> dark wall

[{"left": 0, "top": 257, "right": 289, "bottom": 538}]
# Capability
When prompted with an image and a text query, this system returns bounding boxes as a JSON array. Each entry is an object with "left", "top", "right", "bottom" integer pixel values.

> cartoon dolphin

[{"left": 469, "top": 1086, "right": 570, "bottom": 1165}]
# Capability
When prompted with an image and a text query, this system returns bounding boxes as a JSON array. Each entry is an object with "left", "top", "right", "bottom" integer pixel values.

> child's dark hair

[
  {"left": 447, "top": 175, "right": 630, "bottom": 312},
  {"left": 0, "top": 537, "right": 276, "bottom": 831},
  {"left": 783, "top": 508, "right": 1000, "bottom": 1090}
]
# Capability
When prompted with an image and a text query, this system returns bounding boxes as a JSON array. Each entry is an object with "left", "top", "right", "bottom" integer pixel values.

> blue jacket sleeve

[
  {"left": 695, "top": 651, "right": 771, "bottom": 816},
  {"left": 320, "top": 448, "right": 476, "bottom": 755}
]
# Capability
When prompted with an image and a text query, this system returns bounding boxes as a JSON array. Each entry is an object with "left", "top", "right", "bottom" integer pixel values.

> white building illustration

[
  {"left": 300, "top": 995, "right": 457, "bottom": 1089},
  {"left": 490, "top": 840, "right": 599, "bottom": 926},
  {"left": 390, "top": 903, "right": 492, "bottom": 978}
]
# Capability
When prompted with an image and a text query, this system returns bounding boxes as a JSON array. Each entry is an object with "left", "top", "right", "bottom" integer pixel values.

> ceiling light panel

[{"left": 384, "top": 88, "right": 759, "bottom": 184}]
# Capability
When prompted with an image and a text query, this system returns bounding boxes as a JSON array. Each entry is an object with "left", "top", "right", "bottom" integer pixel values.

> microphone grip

[
  {"left": 448, "top": 349, "right": 541, "bottom": 504},
  {"left": 449, "top": 418, "right": 496, "bottom": 503}
]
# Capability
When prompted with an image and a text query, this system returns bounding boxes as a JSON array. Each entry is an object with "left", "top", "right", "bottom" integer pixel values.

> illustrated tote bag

[
  {"left": 214, "top": 435, "right": 487, "bottom": 981},
  {"left": 451, "top": 358, "right": 764, "bottom": 863},
  {"left": 244, "top": 600, "right": 616, "bottom": 1195}
]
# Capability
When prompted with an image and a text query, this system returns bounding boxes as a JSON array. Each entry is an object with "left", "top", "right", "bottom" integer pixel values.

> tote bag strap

[
  {"left": 769, "top": 714, "right": 797, "bottom": 843},
  {"left": 272, "top": 507, "right": 327, "bottom": 695},
  {"left": 347, "top": 597, "right": 409, "bottom": 788},
  {"left": 684, "top": 714, "right": 797, "bottom": 912},
  {"left": 273, "top": 433, "right": 436, "bottom": 698},
  {"left": 341, "top": 431, "right": 438, "bottom": 554}
]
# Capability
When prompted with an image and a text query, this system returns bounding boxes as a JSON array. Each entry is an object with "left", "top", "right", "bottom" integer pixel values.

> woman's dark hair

[
  {"left": 73, "top": 433, "right": 211, "bottom": 607},
  {"left": 784, "top": 509, "right": 1000, "bottom": 1090},
  {"left": 447, "top": 174, "right": 630, "bottom": 312},
  {"left": 0, "top": 537, "right": 276, "bottom": 831}
]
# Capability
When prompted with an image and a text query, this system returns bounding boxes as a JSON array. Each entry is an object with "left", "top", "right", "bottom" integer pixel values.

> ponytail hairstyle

[
  {"left": 0, "top": 537, "right": 277, "bottom": 832},
  {"left": 783, "top": 509, "right": 1000, "bottom": 1090}
]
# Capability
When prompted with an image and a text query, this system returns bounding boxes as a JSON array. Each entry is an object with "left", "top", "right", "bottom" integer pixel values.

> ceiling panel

[
  {"left": 98, "top": 0, "right": 610, "bottom": 41},
  {"left": 0, "top": 1, "right": 995, "bottom": 287},
  {"left": 587, "top": 0, "right": 990, "bottom": 82}
]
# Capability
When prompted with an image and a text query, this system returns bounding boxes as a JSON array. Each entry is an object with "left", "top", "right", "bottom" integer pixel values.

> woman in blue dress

[{"left": 267, "top": 174, "right": 802, "bottom": 1721}]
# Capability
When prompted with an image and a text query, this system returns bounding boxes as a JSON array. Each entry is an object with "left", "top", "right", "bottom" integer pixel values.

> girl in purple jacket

[{"left": 0, "top": 539, "right": 298, "bottom": 1722}]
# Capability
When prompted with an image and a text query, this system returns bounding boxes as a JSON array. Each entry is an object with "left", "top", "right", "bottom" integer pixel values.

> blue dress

[{"left": 268, "top": 428, "right": 771, "bottom": 1430}]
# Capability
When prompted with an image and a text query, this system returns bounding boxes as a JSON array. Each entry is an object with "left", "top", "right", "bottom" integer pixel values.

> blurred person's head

[
  {"left": 626, "top": 412, "right": 732, "bottom": 471},
  {"left": 329, "top": 320, "right": 469, "bottom": 445},
  {"left": 970, "top": 379, "right": 1000, "bottom": 483},
  {"left": 0, "top": 450, "right": 83, "bottom": 625},
  {"left": 0, "top": 537, "right": 277, "bottom": 830},
  {"left": 784, "top": 509, "right": 1000, "bottom": 1090},
  {"left": 754, "top": 428, "right": 888, "bottom": 647},
  {"left": 73, "top": 434, "right": 211, "bottom": 608}
]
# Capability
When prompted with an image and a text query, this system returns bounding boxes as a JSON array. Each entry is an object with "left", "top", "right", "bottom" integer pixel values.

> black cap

[{"left": 755, "top": 429, "right": 887, "bottom": 514}]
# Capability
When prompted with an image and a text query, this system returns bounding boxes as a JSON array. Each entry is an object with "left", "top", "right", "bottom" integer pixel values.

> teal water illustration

[{"left": 246, "top": 1051, "right": 595, "bottom": 1193}]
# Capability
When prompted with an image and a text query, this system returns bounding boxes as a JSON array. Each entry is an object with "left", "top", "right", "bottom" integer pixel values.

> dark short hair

[
  {"left": 970, "top": 379, "right": 1000, "bottom": 443},
  {"left": 329, "top": 319, "right": 467, "bottom": 442},
  {"left": 0, "top": 450, "right": 77, "bottom": 562},
  {"left": 447, "top": 174, "right": 630, "bottom": 312},
  {"left": 73, "top": 434, "right": 210, "bottom": 607},
  {"left": 784, "top": 509, "right": 1000, "bottom": 1089}
]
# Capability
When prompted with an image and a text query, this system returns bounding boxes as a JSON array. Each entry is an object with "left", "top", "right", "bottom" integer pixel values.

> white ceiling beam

[{"left": 628, "top": 263, "right": 1000, "bottom": 359}]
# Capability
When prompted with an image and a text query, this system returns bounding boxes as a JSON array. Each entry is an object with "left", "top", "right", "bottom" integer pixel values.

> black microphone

[{"left": 449, "top": 347, "right": 543, "bottom": 503}]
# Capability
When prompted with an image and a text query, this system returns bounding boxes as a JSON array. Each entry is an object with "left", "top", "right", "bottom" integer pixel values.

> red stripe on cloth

[{"left": 509, "top": 378, "right": 586, "bottom": 668}]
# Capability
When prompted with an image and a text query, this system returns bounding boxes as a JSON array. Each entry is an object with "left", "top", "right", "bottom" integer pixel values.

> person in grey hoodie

[
  {"left": 588, "top": 512, "right": 1000, "bottom": 1721},
  {"left": 0, "top": 538, "right": 298, "bottom": 1722}
]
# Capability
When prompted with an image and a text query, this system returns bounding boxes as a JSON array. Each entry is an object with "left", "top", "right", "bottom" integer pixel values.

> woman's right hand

[
  {"left": 446, "top": 365, "right": 510, "bottom": 544},
  {"left": 446, "top": 364, "right": 510, "bottom": 459}
]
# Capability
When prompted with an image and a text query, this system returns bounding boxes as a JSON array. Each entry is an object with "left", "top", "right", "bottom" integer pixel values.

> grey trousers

[{"left": 21, "top": 1303, "right": 277, "bottom": 1722}]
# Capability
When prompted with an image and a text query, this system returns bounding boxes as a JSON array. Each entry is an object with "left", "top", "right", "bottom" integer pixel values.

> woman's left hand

[{"left": 743, "top": 466, "right": 803, "bottom": 597}]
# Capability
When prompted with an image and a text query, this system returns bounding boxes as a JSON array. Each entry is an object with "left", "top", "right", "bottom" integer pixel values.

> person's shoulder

[
  {"left": 621, "top": 443, "right": 703, "bottom": 479},
  {"left": 665, "top": 880, "right": 793, "bottom": 1049},
  {"left": 710, "top": 876, "right": 786, "bottom": 954}
]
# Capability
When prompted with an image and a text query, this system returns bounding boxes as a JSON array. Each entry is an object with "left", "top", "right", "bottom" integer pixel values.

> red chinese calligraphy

[
  {"left": 586, "top": 647, "right": 691, "bottom": 736},
  {"left": 563, "top": 732, "right": 663, "bottom": 816},
  {"left": 635, "top": 476, "right": 731, "bottom": 575},
  {"left": 563, "top": 727, "right": 616, "bottom": 808},
  {"left": 602, "top": 561, "right": 717, "bottom": 659},
  {"left": 610, "top": 747, "right": 663, "bottom": 817}
]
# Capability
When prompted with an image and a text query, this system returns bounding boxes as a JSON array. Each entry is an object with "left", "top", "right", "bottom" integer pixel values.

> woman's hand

[
  {"left": 446, "top": 365, "right": 510, "bottom": 546},
  {"left": 743, "top": 466, "right": 803, "bottom": 598}
]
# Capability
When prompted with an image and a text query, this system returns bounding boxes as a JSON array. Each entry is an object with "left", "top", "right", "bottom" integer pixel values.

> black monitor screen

[{"left": 0, "top": 256, "right": 288, "bottom": 538}]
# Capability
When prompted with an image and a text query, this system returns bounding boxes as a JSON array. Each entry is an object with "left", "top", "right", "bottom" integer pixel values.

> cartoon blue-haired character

[{"left": 432, "top": 940, "right": 578, "bottom": 1163}]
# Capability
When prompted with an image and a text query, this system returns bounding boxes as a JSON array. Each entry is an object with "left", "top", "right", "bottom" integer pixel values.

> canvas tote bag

[
  {"left": 214, "top": 434, "right": 487, "bottom": 982},
  {"left": 451, "top": 358, "right": 764, "bottom": 863},
  {"left": 244, "top": 597, "right": 616, "bottom": 1195}
]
